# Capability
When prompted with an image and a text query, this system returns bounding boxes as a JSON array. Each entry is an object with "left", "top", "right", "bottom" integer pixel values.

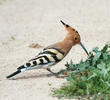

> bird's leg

[
  {"left": 46, "top": 68, "right": 60, "bottom": 76},
  {"left": 46, "top": 68, "right": 65, "bottom": 77}
]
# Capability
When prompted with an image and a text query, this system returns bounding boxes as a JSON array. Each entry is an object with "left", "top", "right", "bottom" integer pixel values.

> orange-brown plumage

[{"left": 54, "top": 20, "right": 81, "bottom": 56}]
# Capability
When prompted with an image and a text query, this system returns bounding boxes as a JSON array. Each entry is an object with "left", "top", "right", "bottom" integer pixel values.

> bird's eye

[{"left": 74, "top": 36, "right": 78, "bottom": 40}]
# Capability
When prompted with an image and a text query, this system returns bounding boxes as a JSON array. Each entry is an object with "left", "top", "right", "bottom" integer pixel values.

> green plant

[{"left": 52, "top": 44, "right": 110, "bottom": 100}]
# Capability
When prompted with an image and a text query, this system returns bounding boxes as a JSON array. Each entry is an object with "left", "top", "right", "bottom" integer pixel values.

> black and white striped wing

[{"left": 18, "top": 48, "right": 65, "bottom": 71}]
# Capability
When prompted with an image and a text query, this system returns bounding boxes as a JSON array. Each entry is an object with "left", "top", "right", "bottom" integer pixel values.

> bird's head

[{"left": 61, "top": 20, "right": 89, "bottom": 56}]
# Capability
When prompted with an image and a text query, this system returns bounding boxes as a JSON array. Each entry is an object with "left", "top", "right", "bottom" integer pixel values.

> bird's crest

[
  {"left": 60, "top": 20, "right": 78, "bottom": 34},
  {"left": 60, "top": 20, "right": 81, "bottom": 44}
]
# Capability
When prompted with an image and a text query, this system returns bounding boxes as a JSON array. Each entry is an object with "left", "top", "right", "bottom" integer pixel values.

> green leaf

[
  {"left": 107, "top": 63, "right": 110, "bottom": 68},
  {"left": 107, "top": 63, "right": 110, "bottom": 71},
  {"left": 93, "top": 47, "right": 99, "bottom": 53},
  {"left": 66, "top": 75, "right": 73, "bottom": 81},
  {"left": 106, "top": 81, "right": 110, "bottom": 87},
  {"left": 87, "top": 73, "right": 97, "bottom": 80},
  {"left": 101, "top": 45, "right": 108, "bottom": 53},
  {"left": 97, "top": 63, "right": 105, "bottom": 69},
  {"left": 103, "top": 53, "right": 108, "bottom": 60},
  {"left": 65, "top": 62, "right": 69, "bottom": 67},
  {"left": 93, "top": 52, "right": 101, "bottom": 62},
  {"left": 70, "top": 60, "right": 74, "bottom": 68}
]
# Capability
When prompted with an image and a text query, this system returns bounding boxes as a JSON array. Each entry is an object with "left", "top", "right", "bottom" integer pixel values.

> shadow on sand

[{"left": 7, "top": 73, "right": 56, "bottom": 80}]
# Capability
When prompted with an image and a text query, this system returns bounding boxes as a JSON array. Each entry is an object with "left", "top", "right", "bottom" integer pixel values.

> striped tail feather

[
  {"left": 6, "top": 70, "right": 21, "bottom": 79},
  {"left": 6, "top": 62, "right": 38, "bottom": 79},
  {"left": 6, "top": 65, "right": 27, "bottom": 79}
]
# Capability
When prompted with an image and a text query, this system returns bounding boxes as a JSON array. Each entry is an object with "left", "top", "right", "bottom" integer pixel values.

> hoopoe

[{"left": 7, "top": 20, "right": 89, "bottom": 79}]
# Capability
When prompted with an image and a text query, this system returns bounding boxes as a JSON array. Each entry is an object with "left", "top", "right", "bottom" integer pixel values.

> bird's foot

[
  {"left": 47, "top": 73, "right": 59, "bottom": 77},
  {"left": 46, "top": 68, "right": 65, "bottom": 77}
]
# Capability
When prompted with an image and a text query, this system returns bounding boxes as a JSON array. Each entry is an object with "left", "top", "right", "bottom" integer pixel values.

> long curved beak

[{"left": 80, "top": 42, "right": 89, "bottom": 56}]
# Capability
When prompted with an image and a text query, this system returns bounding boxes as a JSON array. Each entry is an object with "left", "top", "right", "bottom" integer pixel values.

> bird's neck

[{"left": 59, "top": 38, "right": 74, "bottom": 55}]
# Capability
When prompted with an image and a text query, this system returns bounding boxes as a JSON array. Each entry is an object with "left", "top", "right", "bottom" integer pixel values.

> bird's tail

[
  {"left": 6, "top": 70, "right": 21, "bottom": 79},
  {"left": 6, "top": 65, "right": 27, "bottom": 79}
]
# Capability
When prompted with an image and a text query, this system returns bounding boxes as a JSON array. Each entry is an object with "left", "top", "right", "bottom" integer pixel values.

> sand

[{"left": 0, "top": 0, "right": 110, "bottom": 100}]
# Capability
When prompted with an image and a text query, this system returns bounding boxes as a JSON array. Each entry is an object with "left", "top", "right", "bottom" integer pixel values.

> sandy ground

[{"left": 0, "top": 0, "right": 110, "bottom": 100}]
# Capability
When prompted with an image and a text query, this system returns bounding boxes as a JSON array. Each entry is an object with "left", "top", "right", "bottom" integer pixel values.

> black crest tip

[
  {"left": 60, "top": 20, "right": 70, "bottom": 28},
  {"left": 60, "top": 20, "right": 65, "bottom": 25}
]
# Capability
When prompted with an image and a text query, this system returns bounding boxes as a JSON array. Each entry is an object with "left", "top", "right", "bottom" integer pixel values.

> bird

[{"left": 6, "top": 20, "right": 89, "bottom": 79}]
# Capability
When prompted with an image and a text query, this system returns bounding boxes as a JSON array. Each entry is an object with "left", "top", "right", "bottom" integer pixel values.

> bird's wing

[{"left": 18, "top": 43, "right": 65, "bottom": 71}]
